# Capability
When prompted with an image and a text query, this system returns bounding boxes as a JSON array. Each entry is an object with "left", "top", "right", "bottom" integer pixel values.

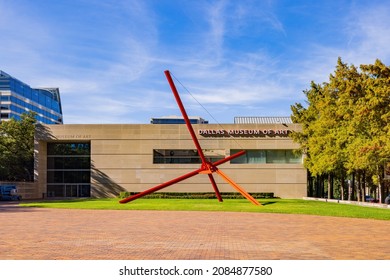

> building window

[
  {"left": 153, "top": 149, "right": 225, "bottom": 164},
  {"left": 230, "top": 149, "right": 302, "bottom": 164},
  {"left": 47, "top": 142, "right": 91, "bottom": 197}
]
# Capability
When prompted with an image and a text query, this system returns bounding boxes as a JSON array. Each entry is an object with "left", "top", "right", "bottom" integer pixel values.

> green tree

[
  {"left": 345, "top": 60, "right": 390, "bottom": 202},
  {"left": 291, "top": 58, "right": 390, "bottom": 203},
  {"left": 0, "top": 111, "right": 37, "bottom": 181}
]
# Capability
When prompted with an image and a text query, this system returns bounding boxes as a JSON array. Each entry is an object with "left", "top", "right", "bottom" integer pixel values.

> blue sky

[{"left": 1, "top": 0, "right": 390, "bottom": 124}]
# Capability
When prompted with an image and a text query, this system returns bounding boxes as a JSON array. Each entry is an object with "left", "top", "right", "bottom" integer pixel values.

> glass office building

[{"left": 0, "top": 70, "right": 63, "bottom": 124}]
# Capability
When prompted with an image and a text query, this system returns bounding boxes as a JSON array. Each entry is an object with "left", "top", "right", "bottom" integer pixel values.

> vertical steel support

[{"left": 208, "top": 174, "right": 223, "bottom": 202}]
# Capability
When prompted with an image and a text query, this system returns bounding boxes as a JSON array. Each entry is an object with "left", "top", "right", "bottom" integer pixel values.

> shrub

[{"left": 118, "top": 192, "right": 274, "bottom": 199}]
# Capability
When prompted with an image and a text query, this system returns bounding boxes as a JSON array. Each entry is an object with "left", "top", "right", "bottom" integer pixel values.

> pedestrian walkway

[{"left": 0, "top": 202, "right": 389, "bottom": 260}]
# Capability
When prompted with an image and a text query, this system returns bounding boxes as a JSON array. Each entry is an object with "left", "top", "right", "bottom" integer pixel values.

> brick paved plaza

[{"left": 0, "top": 202, "right": 389, "bottom": 260}]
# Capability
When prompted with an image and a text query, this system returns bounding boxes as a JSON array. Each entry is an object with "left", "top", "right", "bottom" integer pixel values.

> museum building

[{"left": 34, "top": 117, "right": 307, "bottom": 199}]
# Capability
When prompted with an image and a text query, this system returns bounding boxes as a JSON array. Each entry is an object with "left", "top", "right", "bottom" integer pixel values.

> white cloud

[
  {"left": 204, "top": 0, "right": 227, "bottom": 59},
  {"left": 343, "top": 4, "right": 390, "bottom": 64},
  {"left": 268, "top": 2, "right": 390, "bottom": 113},
  {"left": 2, "top": 0, "right": 390, "bottom": 124}
]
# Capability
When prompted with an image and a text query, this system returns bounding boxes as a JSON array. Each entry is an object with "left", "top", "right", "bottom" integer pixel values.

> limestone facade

[{"left": 34, "top": 123, "right": 307, "bottom": 199}]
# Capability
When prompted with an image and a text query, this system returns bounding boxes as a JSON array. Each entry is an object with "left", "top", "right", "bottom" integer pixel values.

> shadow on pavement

[{"left": 0, "top": 201, "right": 42, "bottom": 213}]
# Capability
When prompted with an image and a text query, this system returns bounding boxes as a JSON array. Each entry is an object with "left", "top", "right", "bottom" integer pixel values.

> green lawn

[{"left": 20, "top": 198, "right": 390, "bottom": 220}]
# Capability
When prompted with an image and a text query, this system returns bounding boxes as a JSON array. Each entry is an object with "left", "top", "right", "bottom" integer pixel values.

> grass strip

[{"left": 20, "top": 198, "right": 390, "bottom": 220}]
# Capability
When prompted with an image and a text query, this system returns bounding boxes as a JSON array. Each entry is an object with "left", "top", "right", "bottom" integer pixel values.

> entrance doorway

[{"left": 47, "top": 184, "right": 91, "bottom": 198}]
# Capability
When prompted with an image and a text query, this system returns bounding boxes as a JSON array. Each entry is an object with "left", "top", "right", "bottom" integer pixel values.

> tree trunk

[
  {"left": 357, "top": 172, "right": 362, "bottom": 202},
  {"left": 327, "top": 173, "right": 333, "bottom": 199},
  {"left": 378, "top": 179, "right": 383, "bottom": 203},
  {"left": 340, "top": 171, "right": 345, "bottom": 200},
  {"left": 315, "top": 175, "right": 321, "bottom": 198},
  {"left": 331, "top": 173, "right": 334, "bottom": 199},
  {"left": 362, "top": 171, "right": 366, "bottom": 202},
  {"left": 307, "top": 172, "right": 313, "bottom": 197},
  {"left": 320, "top": 175, "right": 325, "bottom": 198},
  {"left": 350, "top": 172, "right": 356, "bottom": 201},
  {"left": 348, "top": 176, "right": 351, "bottom": 201},
  {"left": 376, "top": 165, "right": 384, "bottom": 203}
]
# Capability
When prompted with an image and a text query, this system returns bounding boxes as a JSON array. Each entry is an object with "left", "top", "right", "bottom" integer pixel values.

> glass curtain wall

[
  {"left": 0, "top": 70, "right": 63, "bottom": 124},
  {"left": 231, "top": 149, "right": 302, "bottom": 164},
  {"left": 153, "top": 149, "right": 225, "bottom": 164},
  {"left": 153, "top": 149, "right": 301, "bottom": 164},
  {"left": 47, "top": 142, "right": 91, "bottom": 197}
]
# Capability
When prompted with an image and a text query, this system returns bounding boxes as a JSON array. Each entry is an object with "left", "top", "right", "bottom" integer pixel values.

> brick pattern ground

[{"left": 0, "top": 202, "right": 389, "bottom": 260}]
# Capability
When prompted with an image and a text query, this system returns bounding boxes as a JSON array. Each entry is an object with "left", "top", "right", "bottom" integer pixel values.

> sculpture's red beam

[
  {"left": 164, "top": 71, "right": 208, "bottom": 165},
  {"left": 119, "top": 70, "right": 261, "bottom": 206},
  {"left": 164, "top": 70, "right": 223, "bottom": 201}
]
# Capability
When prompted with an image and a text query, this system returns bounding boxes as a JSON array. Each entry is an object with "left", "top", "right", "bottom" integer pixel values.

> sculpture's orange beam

[{"left": 215, "top": 169, "right": 260, "bottom": 206}]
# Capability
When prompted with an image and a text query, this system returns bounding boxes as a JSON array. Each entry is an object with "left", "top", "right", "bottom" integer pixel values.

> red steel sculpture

[{"left": 119, "top": 70, "right": 261, "bottom": 205}]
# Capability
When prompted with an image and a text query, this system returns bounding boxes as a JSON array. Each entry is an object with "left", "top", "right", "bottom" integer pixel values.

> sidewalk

[{"left": 0, "top": 202, "right": 389, "bottom": 260}]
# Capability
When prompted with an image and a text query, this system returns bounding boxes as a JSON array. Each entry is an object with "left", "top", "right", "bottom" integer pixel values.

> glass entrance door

[
  {"left": 65, "top": 184, "right": 78, "bottom": 197},
  {"left": 47, "top": 184, "right": 91, "bottom": 198}
]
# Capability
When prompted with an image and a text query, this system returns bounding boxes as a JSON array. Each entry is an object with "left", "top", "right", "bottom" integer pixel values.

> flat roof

[
  {"left": 151, "top": 115, "right": 205, "bottom": 120},
  {"left": 234, "top": 116, "right": 293, "bottom": 124}
]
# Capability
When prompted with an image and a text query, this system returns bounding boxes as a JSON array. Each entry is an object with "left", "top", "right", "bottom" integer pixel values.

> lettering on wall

[
  {"left": 198, "top": 129, "right": 291, "bottom": 137},
  {"left": 56, "top": 135, "right": 91, "bottom": 139}
]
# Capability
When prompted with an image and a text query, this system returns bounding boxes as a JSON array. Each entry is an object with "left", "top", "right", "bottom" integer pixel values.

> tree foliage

[
  {"left": 291, "top": 58, "right": 390, "bottom": 202},
  {"left": 0, "top": 112, "right": 37, "bottom": 181}
]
